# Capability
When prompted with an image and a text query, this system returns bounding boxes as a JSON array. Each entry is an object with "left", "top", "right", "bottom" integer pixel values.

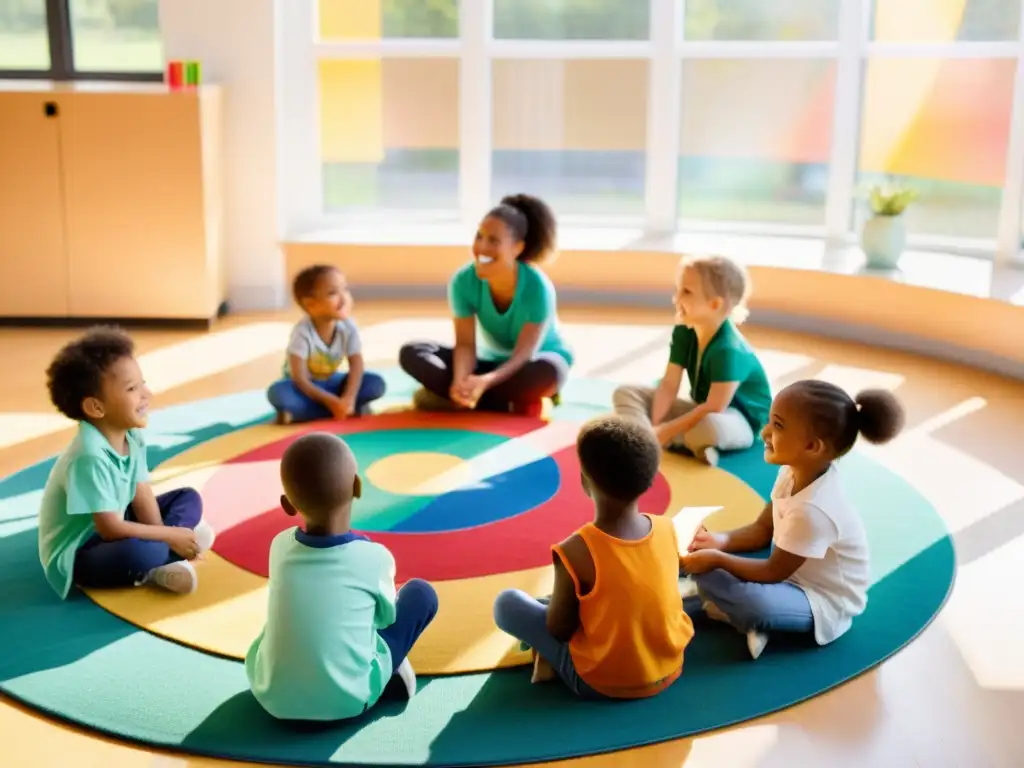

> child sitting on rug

[
  {"left": 680, "top": 380, "right": 905, "bottom": 660},
  {"left": 493, "top": 415, "right": 694, "bottom": 700},
  {"left": 38, "top": 327, "right": 213, "bottom": 598},
  {"left": 267, "top": 265, "right": 386, "bottom": 424},
  {"left": 613, "top": 254, "right": 772, "bottom": 466},
  {"left": 246, "top": 432, "right": 439, "bottom": 721}
]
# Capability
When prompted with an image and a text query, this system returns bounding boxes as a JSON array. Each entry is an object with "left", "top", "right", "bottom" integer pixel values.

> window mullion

[
  {"left": 644, "top": 0, "right": 683, "bottom": 234},
  {"left": 459, "top": 0, "right": 492, "bottom": 228},
  {"left": 824, "top": 0, "right": 870, "bottom": 244},
  {"left": 994, "top": 2, "right": 1024, "bottom": 267}
]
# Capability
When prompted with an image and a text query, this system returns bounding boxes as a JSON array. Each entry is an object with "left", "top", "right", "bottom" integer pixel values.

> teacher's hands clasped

[{"left": 449, "top": 374, "right": 492, "bottom": 409}]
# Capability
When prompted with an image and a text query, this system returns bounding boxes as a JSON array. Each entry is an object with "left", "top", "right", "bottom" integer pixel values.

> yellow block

[{"left": 86, "top": 431, "right": 764, "bottom": 675}]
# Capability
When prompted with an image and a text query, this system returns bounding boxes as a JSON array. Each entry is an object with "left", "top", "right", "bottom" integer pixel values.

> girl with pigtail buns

[{"left": 681, "top": 380, "right": 906, "bottom": 661}]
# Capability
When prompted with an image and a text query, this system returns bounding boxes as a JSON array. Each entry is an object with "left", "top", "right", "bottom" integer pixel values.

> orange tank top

[{"left": 552, "top": 514, "right": 695, "bottom": 699}]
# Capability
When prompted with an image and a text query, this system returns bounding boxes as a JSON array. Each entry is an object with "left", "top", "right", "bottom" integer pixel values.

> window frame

[
  {"left": 285, "top": 0, "right": 1024, "bottom": 265},
  {"left": 0, "top": 0, "right": 163, "bottom": 82}
]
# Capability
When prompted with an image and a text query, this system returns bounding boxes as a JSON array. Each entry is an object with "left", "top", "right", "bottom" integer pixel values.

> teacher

[{"left": 399, "top": 194, "right": 574, "bottom": 417}]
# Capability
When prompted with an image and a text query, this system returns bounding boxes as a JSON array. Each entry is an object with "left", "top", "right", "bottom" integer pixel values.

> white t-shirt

[
  {"left": 771, "top": 464, "right": 869, "bottom": 645},
  {"left": 285, "top": 317, "right": 362, "bottom": 380}
]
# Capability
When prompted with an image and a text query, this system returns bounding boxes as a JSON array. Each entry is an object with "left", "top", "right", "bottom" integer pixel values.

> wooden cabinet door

[
  {"left": 60, "top": 91, "right": 211, "bottom": 319},
  {"left": 0, "top": 92, "right": 69, "bottom": 317}
]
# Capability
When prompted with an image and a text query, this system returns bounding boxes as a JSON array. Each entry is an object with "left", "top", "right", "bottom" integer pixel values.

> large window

[
  {"left": 291, "top": 0, "right": 1024, "bottom": 261},
  {"left": 0, "top": 0, "right": 161, "bottom": 78},
  {"left": 492, "top": 59, "right": 648, "bottom": 217}
]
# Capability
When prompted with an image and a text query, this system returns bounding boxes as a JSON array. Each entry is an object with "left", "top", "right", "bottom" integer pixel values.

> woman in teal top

[{"left": 399, "top": 194, "right": 574, "bottom": 416}]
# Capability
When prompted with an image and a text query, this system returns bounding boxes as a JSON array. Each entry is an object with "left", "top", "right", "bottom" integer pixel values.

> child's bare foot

[
  {"left": 274, "top": 409, "right": 293, "bottom": 425},
  {"left": 531, "top": 652, "right": 556, "bottom": 683}
]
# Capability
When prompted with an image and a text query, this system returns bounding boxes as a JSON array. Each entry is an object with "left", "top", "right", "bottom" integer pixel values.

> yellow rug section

[{"left": 86, "top": 453, "right": 763, "bottom": 675}]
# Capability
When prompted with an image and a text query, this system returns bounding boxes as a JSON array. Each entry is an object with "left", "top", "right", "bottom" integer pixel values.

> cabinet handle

[{"left": 43, "top": 101, "right": 58, "bottom": 117}]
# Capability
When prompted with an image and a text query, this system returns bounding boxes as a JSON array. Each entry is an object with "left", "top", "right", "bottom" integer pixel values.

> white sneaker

[
  {"left": 747, "top": 630, "right": 769, "bottom": 660},
  {"left": 392, "top": 658, "right": 418, "bottom": 699},
  {"left": 143, "top": 561, "right": 198, "bottom": 594},
  {"left": 678, "top": 575, "right": 699, "bottom": 599},
  {"left": 698, "top": 446, "right": 720, "bottom": 467},
  {"left": 194, "top": 520, "right": 216, "bottom": 553}
]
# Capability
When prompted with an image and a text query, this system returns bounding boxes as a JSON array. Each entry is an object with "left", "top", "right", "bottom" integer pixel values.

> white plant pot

[{"left": 860, "top": 214, "right": 906, "bottom": 270}]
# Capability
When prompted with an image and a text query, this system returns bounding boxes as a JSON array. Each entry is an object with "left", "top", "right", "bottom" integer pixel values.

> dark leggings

[{"left": 398, "top": 341, "right": 570, "bottom": 412}]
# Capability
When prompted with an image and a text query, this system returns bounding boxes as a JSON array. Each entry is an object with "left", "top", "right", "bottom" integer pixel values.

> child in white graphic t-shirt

[
  {"left": 680, "top": 379, "right": 905, "bottom": 659},
  {"left": 267, "top": 265, "right": 387, "bottom": 424}
]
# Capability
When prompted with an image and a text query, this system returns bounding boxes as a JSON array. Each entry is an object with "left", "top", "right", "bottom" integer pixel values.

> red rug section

[{"left": 210, "top": 411, "right": 673, "bottom": 583}]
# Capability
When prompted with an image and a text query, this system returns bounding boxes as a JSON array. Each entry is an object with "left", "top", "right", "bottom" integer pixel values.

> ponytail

[
  {"left": 487, "top": 194, "right": 558, "bottom": 264},
  {"left": 854, "top": 389, "right": 906, "bottom": 445},
  {"left": 783, "top": 380, "right": 905, "bottom": 458}
]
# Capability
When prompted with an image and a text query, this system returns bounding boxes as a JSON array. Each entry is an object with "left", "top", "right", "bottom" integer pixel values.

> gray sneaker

[{"left": 142, "top": 561, "right": 197, "bottom": 594}]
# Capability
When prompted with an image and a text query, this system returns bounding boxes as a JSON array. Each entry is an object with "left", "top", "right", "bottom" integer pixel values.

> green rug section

[{"left": 0, "top": 371, "right": 956, "bottom": 767}]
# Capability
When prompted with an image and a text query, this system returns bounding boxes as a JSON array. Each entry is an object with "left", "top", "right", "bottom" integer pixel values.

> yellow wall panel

[
  {"left": 319, "top": 0, "right": 381, "bottom": 39},
  {"left": 320, "top": 59, "right": 384, "bottom": 163}
]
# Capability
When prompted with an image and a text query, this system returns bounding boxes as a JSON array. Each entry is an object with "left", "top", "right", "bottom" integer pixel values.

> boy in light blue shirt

[
  {"left": 266, "top": 265, "right": 387, "bottom": 424},
  {"left": 245, "top": 432, "right": 439, "bottom": 721},
  {"left": 37, "top": 327, "right": 214, "bottom": 599}
]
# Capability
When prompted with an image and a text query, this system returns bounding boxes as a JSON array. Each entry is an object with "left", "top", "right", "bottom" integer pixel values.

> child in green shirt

[
  {"left": 37, "top": 327, "right": 213, "bottom": 599},
  {"left": 245, "top": 432, "right": 439, "bottom": 721},
  {"left": 614, "top": 254, "right": 772, "bottom": 466}
]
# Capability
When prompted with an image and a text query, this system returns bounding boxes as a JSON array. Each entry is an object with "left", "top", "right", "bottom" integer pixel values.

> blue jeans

[
  {"left": 73, "top": 487, "right": 204, "bottom": 589},
  {"left": 686, "top": 568, "right": 814, "bottom": 634},
  {"left": 377, "top": 579, "right": 439, "bottom": 681},
  {"left": 266, "top": 372, "right": 386, "bottom": 422},
  {"left": 492, "top": 589, "right": 607, "bottom": 700}
]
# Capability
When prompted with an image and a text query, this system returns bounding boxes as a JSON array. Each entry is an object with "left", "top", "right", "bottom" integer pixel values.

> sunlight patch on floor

[
  {"left": 859, "top": 397, "right": 1024, "bottom": 539},
  {"left": 811, "top": 364, "right": 906, "bottom": 395},
  {"left": 407, "top": 420, "right": 579, "bottom": 496},
  {"left": 137, "top": 322, "right": 292, "bottom": 393},
  {"left": 0, "top": 412, "right": 73, "bottom": 450},
  {"left": 686, "top": 725, "right": 781, "bottom": 767},
  {"left": 940, "top": 531, "right": 1024, "bottom": 691}
]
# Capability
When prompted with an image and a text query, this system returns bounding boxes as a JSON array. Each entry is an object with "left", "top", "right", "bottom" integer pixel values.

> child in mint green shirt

[
  {"left": 398, "top": 193, "right": 573, "bottom": 417},
  {"left": 245, "top": 432, "right": 439, "bottom": 721},
  {"left": 37, "top": 327, "right": 214, "bottom": 599}
]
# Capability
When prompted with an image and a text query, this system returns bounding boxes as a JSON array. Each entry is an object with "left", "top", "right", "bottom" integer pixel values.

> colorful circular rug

[{"left": 0, "top": 370, "right": 956, "bottom": 767}]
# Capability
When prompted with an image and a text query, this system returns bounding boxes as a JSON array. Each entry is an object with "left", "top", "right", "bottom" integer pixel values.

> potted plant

[{"left": 859, "top": 181, "right": 919, "bottom": 270}]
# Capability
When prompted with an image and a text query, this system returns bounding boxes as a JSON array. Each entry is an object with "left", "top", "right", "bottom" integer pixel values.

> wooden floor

[{"left": 2, "top": 302, "right": 1023, "bottom": 768}]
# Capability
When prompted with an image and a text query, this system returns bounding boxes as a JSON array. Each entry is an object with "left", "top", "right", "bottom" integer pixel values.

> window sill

[{"left": 288, "top": 224, "right": 1024, "bottom": 305}]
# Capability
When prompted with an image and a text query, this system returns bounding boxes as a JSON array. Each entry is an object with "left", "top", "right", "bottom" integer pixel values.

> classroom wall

[{"left": 158, "top": 0, "right": 284, "bottom": 310}]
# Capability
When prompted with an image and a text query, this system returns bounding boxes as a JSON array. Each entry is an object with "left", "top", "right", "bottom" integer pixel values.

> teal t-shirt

[
  {"left": 37, "top": 422, "right": 150, "bottom": 599},
  {"left": 245, "top": 528, "right": 398, "bottom": 721},
  {"left": 447, "top": 261, "right": 574, "bottom": 366},
  {"left": 668, "top": 320, "right": 772, "bottom": 432}
]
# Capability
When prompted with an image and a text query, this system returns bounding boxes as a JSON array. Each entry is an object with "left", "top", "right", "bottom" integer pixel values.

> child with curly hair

[{"left": 38, "top": 327, "right": 213, "bottom": 598}]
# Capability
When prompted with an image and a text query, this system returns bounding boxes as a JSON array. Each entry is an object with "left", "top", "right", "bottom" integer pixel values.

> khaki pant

[{"left": 612, "top": 384, "right": 755, "bottom": 453}]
